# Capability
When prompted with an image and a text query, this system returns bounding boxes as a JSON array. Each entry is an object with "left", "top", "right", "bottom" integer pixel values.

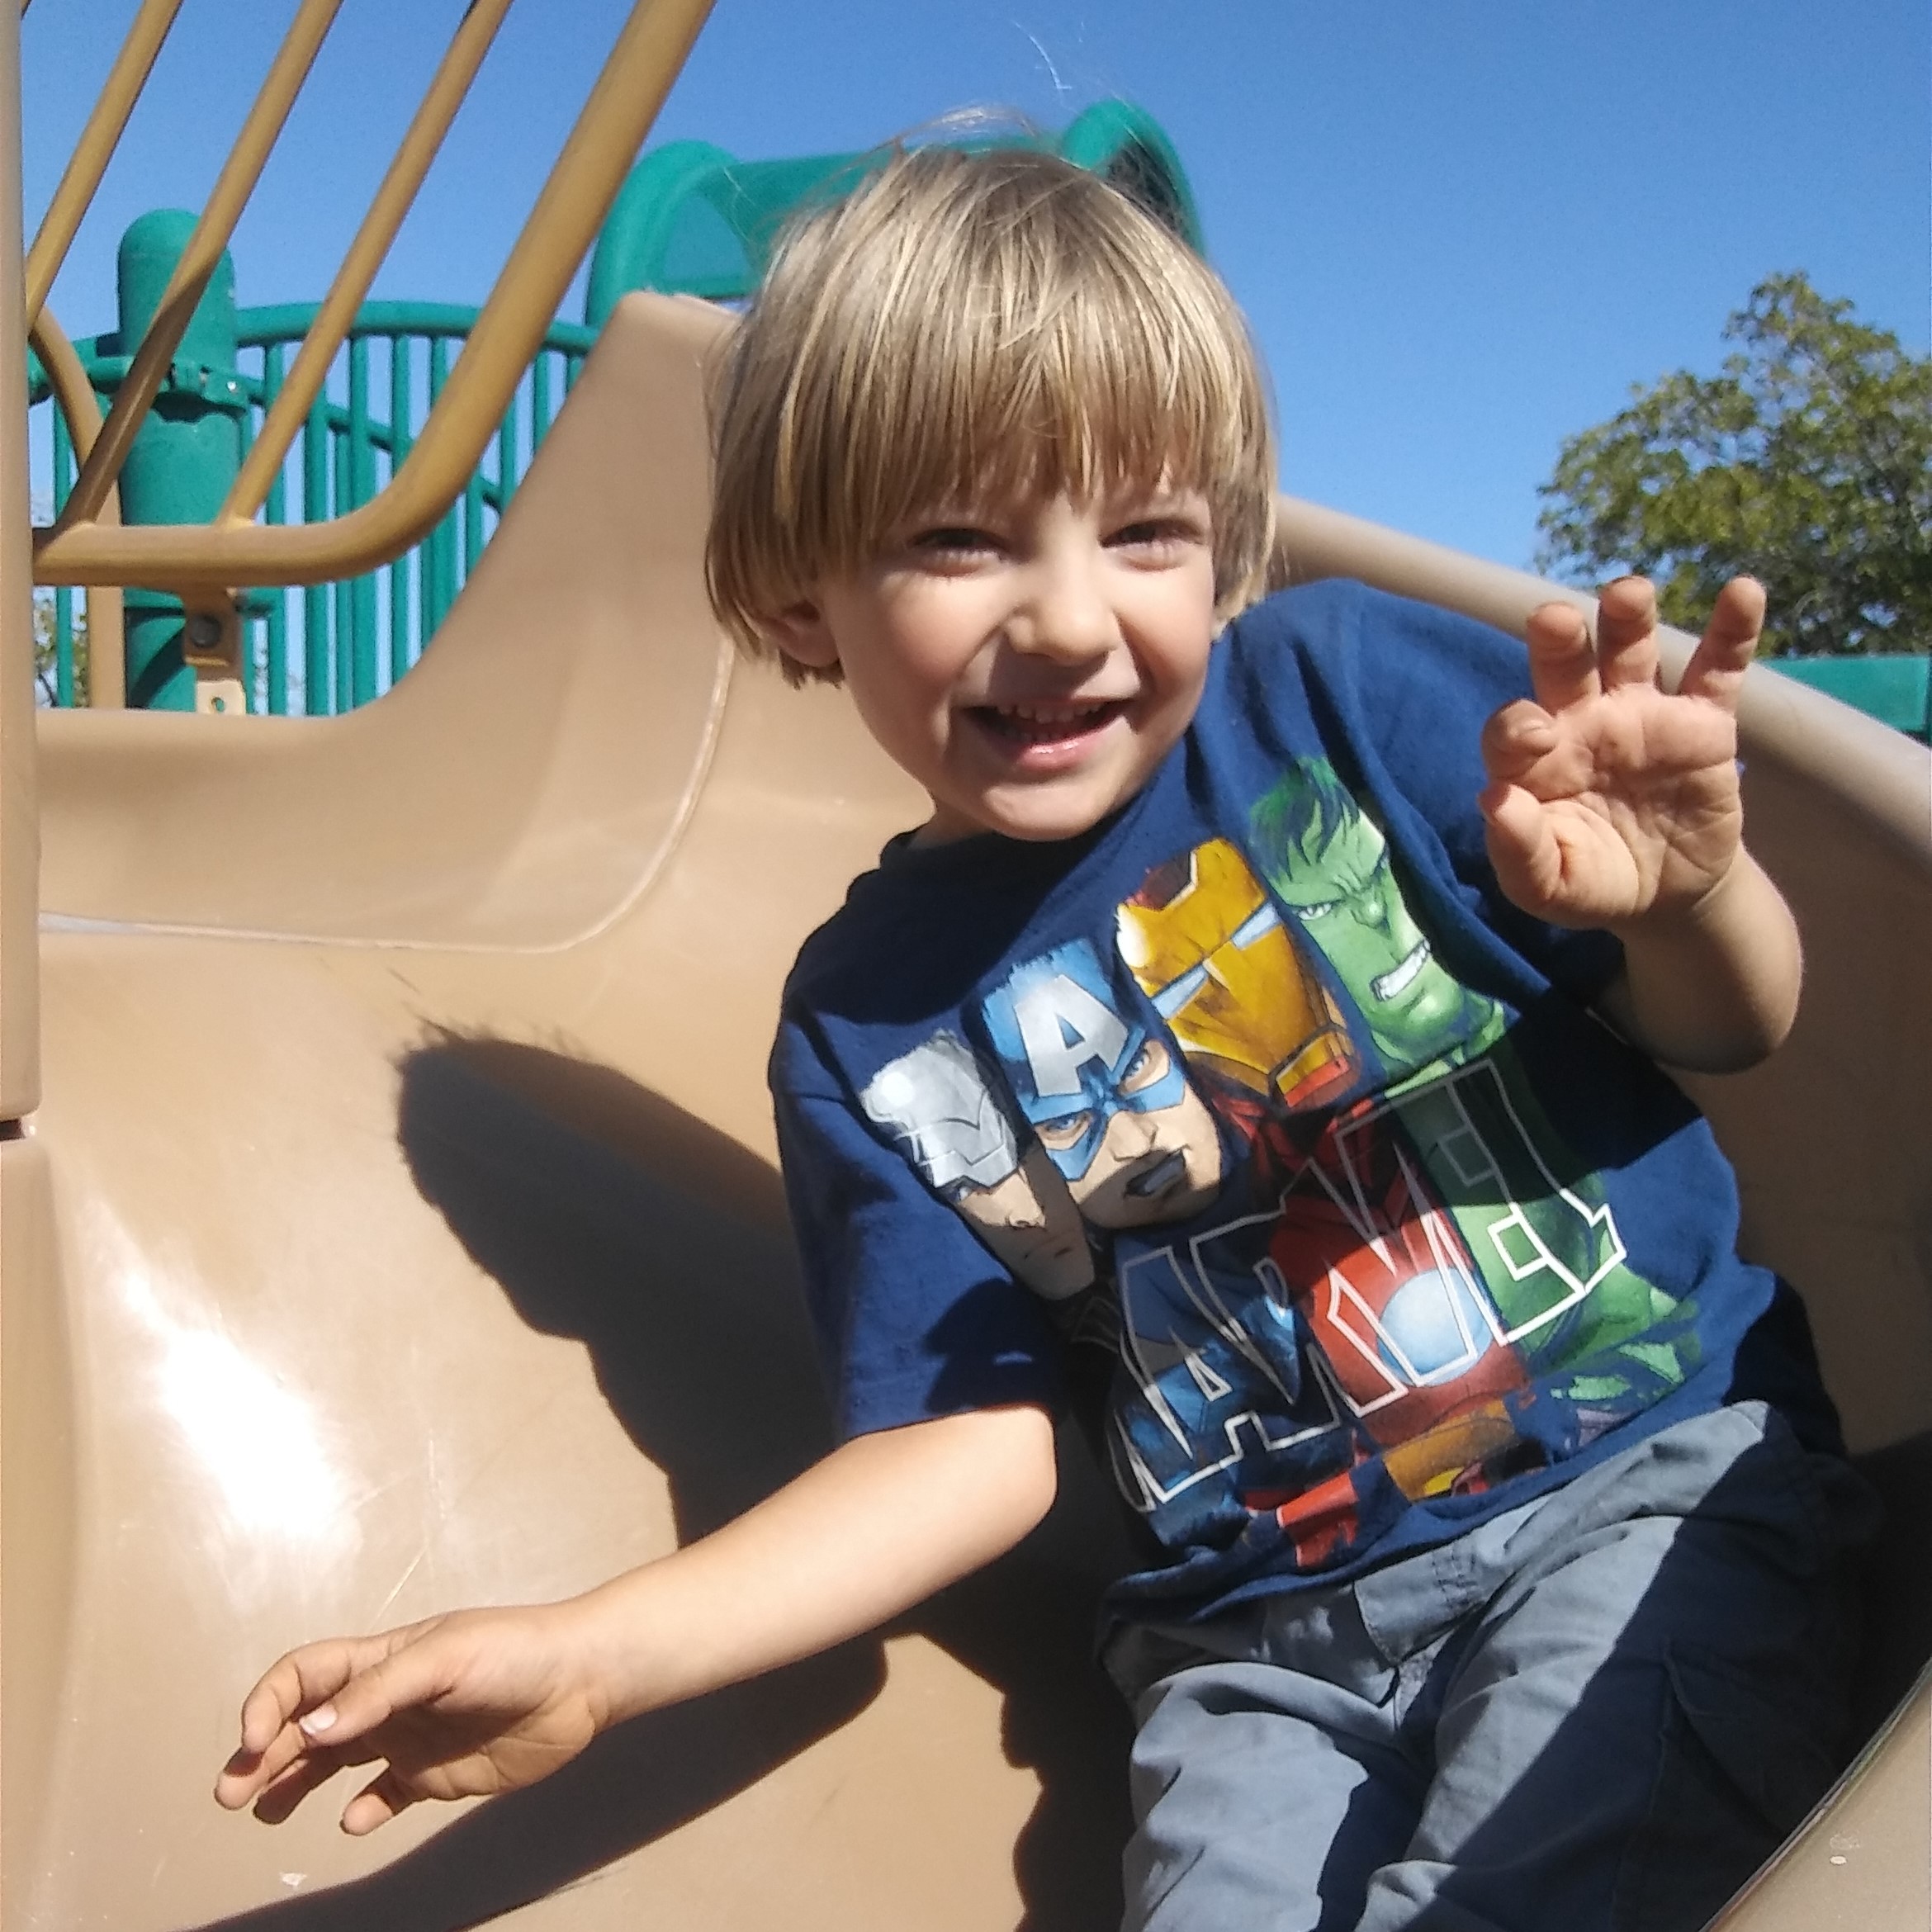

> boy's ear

[{"left": 761, "top": 599, "right": 841, "bottom": 672}]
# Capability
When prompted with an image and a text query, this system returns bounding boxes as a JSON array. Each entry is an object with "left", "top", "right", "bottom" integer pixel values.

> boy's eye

[
  {"left": 1106, "top": 515, "right": 1209, "bottom": 559},
  {"left": 910, "top": 525, "right": 999, "bottom": 559}
]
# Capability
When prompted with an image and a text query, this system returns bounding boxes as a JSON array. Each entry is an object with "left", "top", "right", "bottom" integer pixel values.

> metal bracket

[{"left": 179, "top": 593, "right": 247, "bottom": 713}]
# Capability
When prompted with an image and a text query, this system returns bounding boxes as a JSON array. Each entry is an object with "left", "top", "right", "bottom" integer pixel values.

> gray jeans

[{"left": 1106, "top": 1404, "right": 1875, "bottom": 1932}]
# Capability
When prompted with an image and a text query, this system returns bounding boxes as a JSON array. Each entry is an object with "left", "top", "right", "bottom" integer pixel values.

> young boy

[{"left": 215, "top": 147, "right": 1868, "bottom": 1931}]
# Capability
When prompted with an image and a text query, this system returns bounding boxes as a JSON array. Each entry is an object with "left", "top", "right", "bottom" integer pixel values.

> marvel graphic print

[{"left": 857, "top": 756, "right": 1696, "bottom": 1572}]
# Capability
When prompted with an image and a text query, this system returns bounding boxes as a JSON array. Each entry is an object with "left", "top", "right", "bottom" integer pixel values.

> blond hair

[{"left": 705, "top": 143, "right": 1277, "bottom": 684}]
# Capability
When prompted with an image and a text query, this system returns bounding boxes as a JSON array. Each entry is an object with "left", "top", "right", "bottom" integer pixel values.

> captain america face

[{"left": 983, "top": 940, "right": 1223, "bottom": 1229}]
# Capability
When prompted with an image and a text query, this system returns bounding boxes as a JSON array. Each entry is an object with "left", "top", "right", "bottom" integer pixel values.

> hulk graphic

[
  {"left": 1249, "top": 761, "right": 1504, "bottom": 1082},
  {"left": 1249, "top": 760, "right": 1694, "bottom": 1402}
]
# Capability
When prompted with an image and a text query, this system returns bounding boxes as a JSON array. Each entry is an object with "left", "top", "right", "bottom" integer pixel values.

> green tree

[
  {"left": 33, "top": 592, "right": 90, "bottom": 707},
  {"left": 1536, "top": 273, "right": 1932, "bottom": 656}
]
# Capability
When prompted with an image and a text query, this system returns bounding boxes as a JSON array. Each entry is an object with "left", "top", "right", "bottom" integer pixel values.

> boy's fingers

[
  {"left": 1479, "top": 698, "right": 1558, "bottom": 783},
  {"left": 1523, "top": 600, "right": 1600, "bottom": 714},
  {"left": 1479, "top": 780, "right": 1562, "bottom": 909},
  {"left": 251, "top": 1748, "right": 348, "bottom": 1827},
  {"left": 307, "top": 1631, "right": 452, "bottom": 1750},
  {"left": 1593, "top": 576, "right": 1661, "bottom": 690},
  {"left": 215, "top": 1718, "right": 313, "bottom": 1809},
  {"left": 342, "top": 1768, "right": 418, "bottom": 1837},
  {"left": 1679, "top": 575, "right": 1765, "bottom": 713},
  {"left": 237, "top": 1641, "right": 364, "bottom": 1755}
]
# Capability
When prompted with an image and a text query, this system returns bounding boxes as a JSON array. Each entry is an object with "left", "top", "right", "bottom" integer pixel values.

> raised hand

[
  {"left": 212, "top": 1604, "right": 604, "bottom": 1835},
  {"left": 1478, "top": 575, "right": 1763, "bottom": 933}
]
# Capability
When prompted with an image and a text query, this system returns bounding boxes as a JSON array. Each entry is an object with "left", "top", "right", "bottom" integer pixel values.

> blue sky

[{"left": 21, "top": 0, "right": 1931, "bottom": 571}]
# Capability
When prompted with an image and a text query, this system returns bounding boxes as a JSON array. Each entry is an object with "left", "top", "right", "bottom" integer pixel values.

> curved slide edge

[{"left": 34, "top": 296, "right": 741, "bottom": 954}]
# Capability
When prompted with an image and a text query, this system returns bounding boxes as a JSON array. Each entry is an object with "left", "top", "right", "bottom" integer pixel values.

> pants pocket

[{"left": 1612, "top": 1641, "right": 1842, "bottom": 1932}]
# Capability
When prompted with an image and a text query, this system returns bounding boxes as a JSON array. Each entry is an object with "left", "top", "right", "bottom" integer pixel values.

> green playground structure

[{"left": 26, "top": 102, "right": 1200, "bottom": 718}]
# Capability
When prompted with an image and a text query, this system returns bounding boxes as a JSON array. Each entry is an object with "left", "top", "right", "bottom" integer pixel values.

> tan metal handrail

[
  {"left": 31, "top": 0, "right": 718, "bottom": 599},
  {"left": 221, "top": 0, "right": 515, "bottom": 525},
  {"left": 48, "top": 0, "right": 345, "bottom": 537}
]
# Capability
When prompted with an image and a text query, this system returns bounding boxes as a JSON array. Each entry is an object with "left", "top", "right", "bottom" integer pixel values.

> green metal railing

[{"left": 31, "top": 304, "right": 594, "bottom": 713}]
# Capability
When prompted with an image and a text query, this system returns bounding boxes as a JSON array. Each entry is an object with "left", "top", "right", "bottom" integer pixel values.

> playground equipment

[
  {"left": 3, "top": 3, "right": 1929, "bottom": 1929},
  {"left": 26, "top": 99, "right": 1196, "bottom": 717}
]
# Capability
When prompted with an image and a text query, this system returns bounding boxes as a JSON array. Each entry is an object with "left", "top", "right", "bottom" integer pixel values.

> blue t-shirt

[{"left": 770, "top": 580, "right": 1835, "bottom": 1627}]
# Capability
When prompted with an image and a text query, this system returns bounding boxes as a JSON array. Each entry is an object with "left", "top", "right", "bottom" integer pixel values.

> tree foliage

[
  {"left": 1536, "top": 274, "right": 1932, "bottom": 656},
  {"left": 33, "top": 593, "right": 90, "bottom": 707}
]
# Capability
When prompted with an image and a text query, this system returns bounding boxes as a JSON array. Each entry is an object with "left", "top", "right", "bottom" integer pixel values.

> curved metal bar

[
  {"left": 232, "top": 300, "right": 598, "bottom": 350},
  {"left": 34, "top": 0, "right": 717, "bottom": 593},
  {"left": 26, "top": 306, "right": 125, "bottom": 703},
  {"left": 23, "top": 0, "right": 184, "bottom": 327},
  {"left": 27, "top": 305, "right": 105, "bottom": 458},
  {"left": 50, "top": 0, "right": 345, "bottom": 535},
  {"left": 223, "top": 0, "right": 515, "bottom": 523}
]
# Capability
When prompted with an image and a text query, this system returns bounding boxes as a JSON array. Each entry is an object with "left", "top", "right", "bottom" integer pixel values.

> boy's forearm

[
  {"left": 561, "top": 1402, "right": 1058, "bottom": 1731},
  {"left": 1598, "top": 850, "right": 1802, "bottom": 1073}
]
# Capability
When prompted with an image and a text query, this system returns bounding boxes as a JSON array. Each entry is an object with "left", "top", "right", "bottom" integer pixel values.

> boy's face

[{"left": 768, "top": 489, "right": 1220, "bottom": 845}]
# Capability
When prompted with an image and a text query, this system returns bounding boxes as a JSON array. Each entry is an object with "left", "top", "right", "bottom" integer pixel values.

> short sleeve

[
  {"left": 1241, "top": 582, "right": 1627, "bottom": 1008},
  {"left": 770, "top": 1020, "right": 1064, "bottom": 1441}
]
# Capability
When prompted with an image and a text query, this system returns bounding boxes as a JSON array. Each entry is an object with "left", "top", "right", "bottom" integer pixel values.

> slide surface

[{"left": 8, "top": 293, "right": 1929, "bottom": 1930}]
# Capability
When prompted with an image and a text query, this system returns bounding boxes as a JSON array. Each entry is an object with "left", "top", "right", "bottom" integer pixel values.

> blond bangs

[{"left": 708, "top": 147, "right": 1277, "bottom": 682}]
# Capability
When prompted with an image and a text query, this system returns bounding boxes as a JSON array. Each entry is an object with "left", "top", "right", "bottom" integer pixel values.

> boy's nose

[{"left": 1006, "top": 556, "right": 1118, "bottom": 661}]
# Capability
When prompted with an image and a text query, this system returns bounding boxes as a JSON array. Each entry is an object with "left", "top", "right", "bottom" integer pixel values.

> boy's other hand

[
  {"left": 1477, "top": 575, "right": 1762, "bottom": 933},
  {"left": 213, "top": 1604, "right": 603, "bottom": 1835}
]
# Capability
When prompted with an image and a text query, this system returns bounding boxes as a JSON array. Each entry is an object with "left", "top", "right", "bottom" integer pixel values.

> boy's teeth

[{"left": 978, "top": 698, "right": 1120, "bottom": 744}]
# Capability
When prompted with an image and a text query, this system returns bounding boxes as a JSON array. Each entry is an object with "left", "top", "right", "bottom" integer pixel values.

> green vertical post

[
  {"left": 462, "top": 471, "right": 483, "bottom": 590},
  {"left": 261, "top": 345, "right": 288, "bottom": 715},
  {"left": 532, "top": 351, "right": 552, "bottom": 448},
  {"left": 302, "top": 395, "right": 329, "bottom": 713},
  {"left": 348, "top": 336, "right": 377, "bottom": 705},
  {"left": 116, "top": 209, "right": 244, "bottom": 709},
  {"left": 332, "top": 425, "right": 352, "bottom": 708},
  {"left": 495, "top": 397, "right": 517, "bottom": 510},
  {"left": 424, "top": 335, "right": 457, "bottom": 638},
  {"left": 50, "top": 404, "right": 75, "bottom": 704},
  {"left": 388, "top": 336, "right": 412, "bottom": 684}
]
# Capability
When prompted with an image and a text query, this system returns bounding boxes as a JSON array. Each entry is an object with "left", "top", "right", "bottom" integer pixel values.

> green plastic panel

[
  {"left": 585, "top": 102, "right": 1204, "bottom": 326},
  {"left": 1769, "top": 656, "right": 1930, "bottom": 739}
]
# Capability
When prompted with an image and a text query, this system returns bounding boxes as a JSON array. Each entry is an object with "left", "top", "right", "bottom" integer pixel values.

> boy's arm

[
  {"left": 1477, "top": 575, "right": 1801, "bottom": 1073},
  {"left": 1589, "top": 849, "right": 1799, "bottom": 1073},
  {"left": 215, "top": 1401, "right": 1056, "bottom": 1835}
]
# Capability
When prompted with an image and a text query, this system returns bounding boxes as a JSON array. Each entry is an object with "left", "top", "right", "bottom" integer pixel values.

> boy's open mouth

[{"left": 970, "top": 698, "right": 1128, "bottom": 747}]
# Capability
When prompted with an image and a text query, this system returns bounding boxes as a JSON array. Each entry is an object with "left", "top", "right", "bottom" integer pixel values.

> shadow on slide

[{"left": 184, "top": 1034, "right": 1134, "bottom": 1932}]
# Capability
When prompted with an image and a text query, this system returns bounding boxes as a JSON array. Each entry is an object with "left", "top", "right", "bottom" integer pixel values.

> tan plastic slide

[{"left": 5, "top": 291, "right": 1929, "bottom": 1930}]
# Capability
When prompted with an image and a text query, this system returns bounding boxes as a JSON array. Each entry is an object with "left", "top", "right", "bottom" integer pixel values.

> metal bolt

[{"left": 185, "top": 613, "right": 222, "bottom": 648}]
